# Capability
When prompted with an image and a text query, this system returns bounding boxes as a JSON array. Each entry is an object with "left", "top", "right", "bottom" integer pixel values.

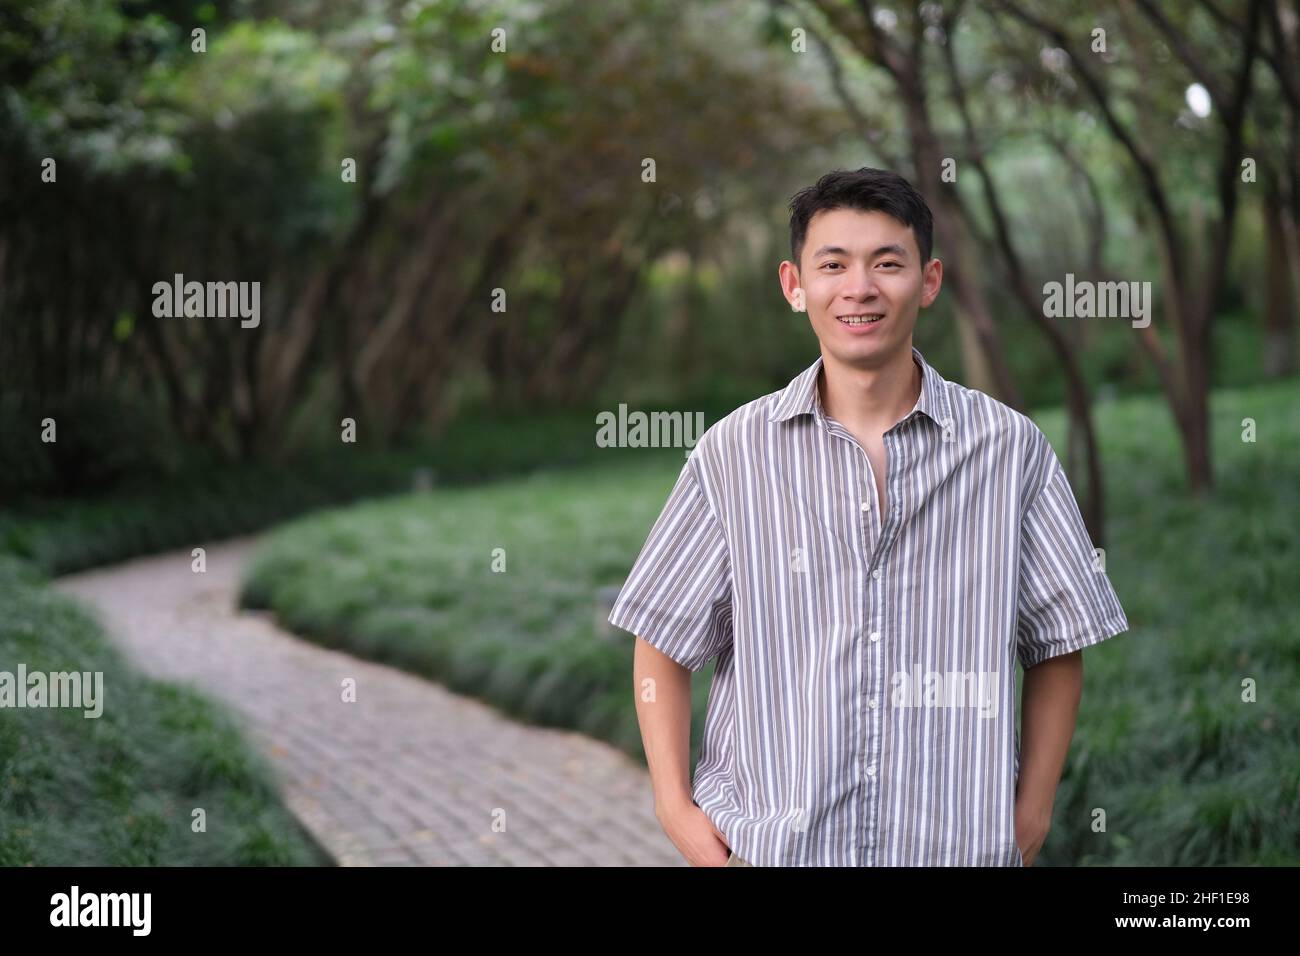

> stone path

[{"left": 54, "top": 537, "right": 684, "bottom": 866}]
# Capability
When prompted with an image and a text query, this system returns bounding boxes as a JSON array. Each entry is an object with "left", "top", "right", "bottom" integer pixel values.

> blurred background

[{"left": 1, "top": 0, "right": 1296, "bottom": 867}]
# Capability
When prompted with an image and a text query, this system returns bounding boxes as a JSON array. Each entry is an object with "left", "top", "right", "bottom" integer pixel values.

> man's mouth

[{"left": 836, "top": 313, "right": 885, "bottom": 326}]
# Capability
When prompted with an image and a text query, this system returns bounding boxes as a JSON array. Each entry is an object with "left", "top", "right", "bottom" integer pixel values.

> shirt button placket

[
  {"left": 859, "top": 445, "right": 891, "bottom": 867},
  {"left": 868, "top": 439, "right": 894, "bottom": 868},
  {"left": 864, "top": 548, "right": 886, "bottom": 867},
  {"left": 857, "top": 461, "right": 875, "bottom": 866}
]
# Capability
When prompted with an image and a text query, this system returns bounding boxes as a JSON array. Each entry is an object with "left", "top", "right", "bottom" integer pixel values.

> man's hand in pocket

[
  {"left": 1014, "top": 797, "right": 1052, "bottom": 867},
  {"left": 656, "top": 798, "right": 731, "bottom": 866}
]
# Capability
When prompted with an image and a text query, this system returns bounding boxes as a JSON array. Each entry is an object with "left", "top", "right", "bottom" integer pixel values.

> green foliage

[{"left": 0, "top": 555, "right": 332, "bottom": 865}]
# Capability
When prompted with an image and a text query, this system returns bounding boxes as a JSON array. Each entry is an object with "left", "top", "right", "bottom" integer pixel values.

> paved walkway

[{"left": 55, "top": 537, "right": 684, "bottom": 866}]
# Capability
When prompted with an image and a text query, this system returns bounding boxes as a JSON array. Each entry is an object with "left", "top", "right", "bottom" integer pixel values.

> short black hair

[{"left": 788, "top": 167, "right": 934, "bottom": 269}]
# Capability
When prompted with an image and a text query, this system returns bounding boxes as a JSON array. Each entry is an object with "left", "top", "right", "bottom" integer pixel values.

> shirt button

[
  {"left": 868, "top": 697, "right": 878, "bottom": 709},
  {"left": 866, "top": 765, "right": 877, "bottom": 776},
  {"left": 872, "top": 568, "right": 882, "bottom": 580},
  {"left": 860, "top": 500, "right": 871, "bottom": 512},
  {"left": 869, "top": 630, "right": 881, "bottom": 642}
]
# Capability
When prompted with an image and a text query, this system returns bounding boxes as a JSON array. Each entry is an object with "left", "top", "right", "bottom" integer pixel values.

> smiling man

[{"left": 609, "top": 167, "right": 1129, "bottom": 867}]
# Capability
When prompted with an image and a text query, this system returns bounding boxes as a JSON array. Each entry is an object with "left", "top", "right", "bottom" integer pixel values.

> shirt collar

[{"left": 766, "top": 345, "right": 952, "bottom": 430}]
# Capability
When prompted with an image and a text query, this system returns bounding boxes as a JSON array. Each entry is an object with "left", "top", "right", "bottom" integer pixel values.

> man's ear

[
  {"left": 920, "top": 257, "right": 943, "bottom": 308},
  {"left": 779, "top": 260, "right": 805, "bottom": 311}
]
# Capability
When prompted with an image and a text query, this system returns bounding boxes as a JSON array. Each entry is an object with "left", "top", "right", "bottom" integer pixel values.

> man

[{"left": 608, "top": 167, "right": 1129, "bottom": 867}]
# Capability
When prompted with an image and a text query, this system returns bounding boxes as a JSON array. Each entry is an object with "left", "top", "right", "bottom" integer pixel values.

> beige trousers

[{"left": 724, "top": 849, "right": 753, "bottom": 867}]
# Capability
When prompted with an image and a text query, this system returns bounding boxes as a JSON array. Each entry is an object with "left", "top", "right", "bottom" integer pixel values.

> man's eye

[
  {"left": 822, "top": 262, "right": 841, "bottom": 270},
  {"left": 880, "top": 262, "right": 901, "bottom": 269}
]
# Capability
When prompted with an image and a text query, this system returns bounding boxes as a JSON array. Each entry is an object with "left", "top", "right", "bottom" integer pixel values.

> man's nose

[{"left": 840, "top": 263, "right": 881, "bottom": 299}]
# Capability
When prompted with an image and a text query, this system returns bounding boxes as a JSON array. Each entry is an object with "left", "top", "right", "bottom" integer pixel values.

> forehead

[{"left": 804, "top": 207, "right": 919, "bottom": 258}]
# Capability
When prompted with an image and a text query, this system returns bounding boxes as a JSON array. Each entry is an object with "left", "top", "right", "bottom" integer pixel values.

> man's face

[{"left": 781, "top": 207, "right": 941, "bottom": 368}]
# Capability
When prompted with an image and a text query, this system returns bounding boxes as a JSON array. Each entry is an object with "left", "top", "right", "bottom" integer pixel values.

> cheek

[
  {"left": 891, "top": 277, "right": 924, "bottom": 300},
  {"left": 808, "top": 284, "right": 839, "bottom": 310}
]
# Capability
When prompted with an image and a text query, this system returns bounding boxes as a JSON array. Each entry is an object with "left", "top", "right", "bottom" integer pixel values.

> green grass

[
  {"left": 238, "top": 374, "right": 1300, "bottom": 866},
  {"left": 1027, "top": 377, "right": 1300, "bottom": 864},
  {"left": 0, "top": 555, "right": 333, "bottom": 865}
]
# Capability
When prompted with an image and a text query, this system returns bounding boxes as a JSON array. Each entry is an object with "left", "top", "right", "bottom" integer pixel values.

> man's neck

[{"left": 817, "top": 345, "right": 922, "bottom": 437}]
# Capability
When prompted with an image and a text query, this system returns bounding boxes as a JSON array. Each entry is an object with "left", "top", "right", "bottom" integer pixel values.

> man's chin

[{"left": 821, "top": 336, "right": 903, "bottom": 367}]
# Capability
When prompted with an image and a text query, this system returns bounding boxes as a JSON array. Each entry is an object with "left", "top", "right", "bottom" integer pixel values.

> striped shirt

[{"left": 608, "top": 345, "right": 1129, "bottom": 866}]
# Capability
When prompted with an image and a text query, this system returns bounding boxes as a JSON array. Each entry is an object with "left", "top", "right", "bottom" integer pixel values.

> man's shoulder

[
  {"left": 688, "top": 387, "right": 785, "bottom": 465},
  {"left": 944, "top": 380, "right": 1061, "bottom": 508},
  {"left": 945, "top": 378, "right": 1050, "bottom": 456}
]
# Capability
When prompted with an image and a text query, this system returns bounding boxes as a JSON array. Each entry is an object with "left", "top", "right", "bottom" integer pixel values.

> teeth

[{"left": 838, "top": 315, "right": 884, "bottom": 325}]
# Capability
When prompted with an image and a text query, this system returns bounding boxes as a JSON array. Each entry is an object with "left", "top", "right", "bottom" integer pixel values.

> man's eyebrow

[{"left": 811, "top": 243, "right": 909, "bottom": 259}]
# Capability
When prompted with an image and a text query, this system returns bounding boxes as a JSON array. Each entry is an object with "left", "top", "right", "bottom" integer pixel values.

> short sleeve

[
  {"left": 1016, "top": 448, "right": 1129, "bottom": 670},
  {"left": 607, "top": 459, "right": 733, "bottom": 673}
]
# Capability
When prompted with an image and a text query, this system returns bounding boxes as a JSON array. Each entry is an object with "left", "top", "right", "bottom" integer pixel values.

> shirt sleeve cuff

[
  {"left": 1018, "top": 611, "right": 1130, "bottom": 669},
  {"left": 608, "top": 605, "right": 711, "bottom": 673}
]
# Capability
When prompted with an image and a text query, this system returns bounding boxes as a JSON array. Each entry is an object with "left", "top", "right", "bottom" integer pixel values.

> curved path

[{"left": 55, "top": 537, "right": 683, "bottom": 866}]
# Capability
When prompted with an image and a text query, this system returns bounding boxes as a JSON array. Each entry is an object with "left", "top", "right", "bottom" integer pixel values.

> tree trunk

[{"left": 1263, "top": 188, "right": 1296, "bottom": 376}]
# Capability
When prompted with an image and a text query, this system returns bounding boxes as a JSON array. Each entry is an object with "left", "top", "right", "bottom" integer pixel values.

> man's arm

[
  {"left": 634, "top": 635, "right": 694, "bottom": 813},
  {"left": 633, "top": 636, "right": 730, "bottom": 865},
  {"left": 1015, "top": 649, "right": 1083, "bottom": 865}
]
